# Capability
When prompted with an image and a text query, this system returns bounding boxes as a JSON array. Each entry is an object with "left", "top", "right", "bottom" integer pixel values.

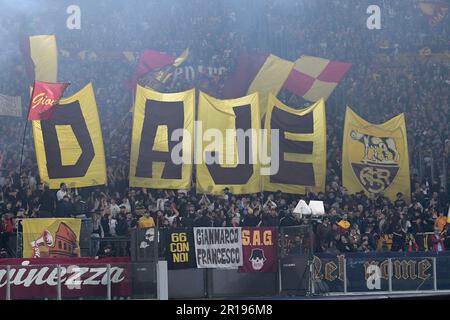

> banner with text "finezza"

[
  {"left": 193, "top": 227, "right": 243, "bottom": 268},
  {"left": 0, "top": 257, "right": 131, "bottom": 299}
]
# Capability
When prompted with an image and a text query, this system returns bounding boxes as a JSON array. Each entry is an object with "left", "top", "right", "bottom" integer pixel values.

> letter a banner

[
  {"left": 32, "top": 83, "right": 106, "bottom": 189},
  {"left": 196, "top": 92, "right": 261, "bottom": 195},
  {"left": 22, "top": 218, "right": 82, "bottom": 258},
  {"left": 263, "top": 94, "right": 326, "bottom": 194},
  {"left": 129, "top": 85, "right": 195, "bottom": 189},
  {"left": 342, "top": 107, "right": 410, "bottom": 202}
]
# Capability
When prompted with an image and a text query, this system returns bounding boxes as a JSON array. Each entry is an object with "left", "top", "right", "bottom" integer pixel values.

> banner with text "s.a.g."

[
  {"left": 240, "top": 227, "right": 278, "bottom": 273},
  {"left": 193, "top": 227, "right": 243, "bottom": 269}
]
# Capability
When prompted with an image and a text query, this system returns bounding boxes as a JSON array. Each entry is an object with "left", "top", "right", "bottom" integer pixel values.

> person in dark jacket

[
  {"left": 260, "top": 208, "right": 279, "bottom": 227},
  {"left": 279, "top": 211, "right": 300, "bottom": 227},
  {"left": 38, "top": 185, "right": 55, "bottom": 217},
  {"left": 116, "top": 213, "right": 129, "bottom": 237},
  {"left": 194, "top": 210, "right": 213, "bottom": 227},
  {"left": 55, "top": 195, "right": 73, "bottom": 218},
  {"left": 241, "top": 208, "right": 260, "bottom": 227},
  {"left": 180, "top": 206, "right": 196, "bottom": 228},
  {"left": 115, "top": 213, "right": 130, "bottom": 256},
  {"left": 101, "top": 212, "right": 111, "bottom": 237}
]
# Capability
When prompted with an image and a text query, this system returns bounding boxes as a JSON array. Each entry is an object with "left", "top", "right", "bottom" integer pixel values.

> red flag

[
  {"left": 124, "top": 50, "right": 176, "bottom": 91},
  {"left": 240, "top": 227, "right": 278, "bottom": 273},
  {"left": 28, "top": 81, "right": 69, "bottom": 120}
]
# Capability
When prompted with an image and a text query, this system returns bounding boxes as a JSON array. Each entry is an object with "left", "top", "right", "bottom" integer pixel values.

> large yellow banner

[
  {"left": 129, "top": 85, "right": 195, "bottom": 189},
  {"left": 32, "top": 83, "right": 106, "bottom": 189},
  {"left": 342, "top": 107, "right": 411, "bottom": 202},
  {"left": 22, "top": 218, "right": 82, "bottom": 258},
  {"left": 196, "top": 92, "right": 261, "bottom": 195},
  {"left": 29, "top": 35, "right": 58, "bottom": 82},
  {"left": 263, "top": 94, "right": 326, "bottom": 194}
]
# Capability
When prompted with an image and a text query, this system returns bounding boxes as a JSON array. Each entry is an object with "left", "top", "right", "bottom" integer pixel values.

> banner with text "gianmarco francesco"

[
  {"left": 32, "top": 83, "right": 107, "bottom": 189},
  {"left": 196, "top": 92, "right": 261, "bottom": 195},
  {"left": 263, "top": 94, "right": 326, "bottom": 194},
  {"left": 342, "top": 107, "right": 410, "bottom": 203},
  {"left": 194, "top": 227, "right": 243, "bottom": 269},
  {"left": 129, "top": 85, "right": 195, "bottom": 190}
]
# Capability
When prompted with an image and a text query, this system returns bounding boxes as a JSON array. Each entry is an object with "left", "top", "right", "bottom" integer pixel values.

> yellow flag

[
  {"left": 263, "top": 94, "right": 326, "bottom": 194},
  {"left": 32, "top": 83, "right": 106, "bottom": 189},
  {"left": 247, "top": 54, "right": 294, "bottom": 119},
  {"left": 342, "top": 107, "right": 410, "bottom": 202},
  {"left": 29, "top": 35, "right": 58, "bottom": 82},
  {"left": 196, "top": 92, "right": 261, "bottom": 195},
  {"left": 173, "top": 48, "right": 190, "bottom": 67},
  {"left": 22, "top": 218, "right": 82, "bottom": 258},
  {"left": 129, "top": 85, "right": 195, "bottom": 190}
]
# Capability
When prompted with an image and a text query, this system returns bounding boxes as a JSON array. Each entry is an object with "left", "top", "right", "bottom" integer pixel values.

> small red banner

[{"left": 28, "top": 81, "right": 69, "bottom": 120}]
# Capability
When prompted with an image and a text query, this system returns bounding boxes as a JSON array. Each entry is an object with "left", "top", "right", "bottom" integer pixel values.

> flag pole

[
  {"left": 18, "top": 119, "right": 29, "bottom": 180},
  {"left": 19, "top": 81, "right": 36, "bottom": 181}
]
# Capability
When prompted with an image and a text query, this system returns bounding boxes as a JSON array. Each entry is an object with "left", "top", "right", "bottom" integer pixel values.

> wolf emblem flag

[{"left": 342, "top": 107, "right": 410, "bottom": 202}]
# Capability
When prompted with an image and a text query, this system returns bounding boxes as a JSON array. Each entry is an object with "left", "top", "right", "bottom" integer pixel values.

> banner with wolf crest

[{"left": 342, "top": 107, "right": 410, "bottom": 202}]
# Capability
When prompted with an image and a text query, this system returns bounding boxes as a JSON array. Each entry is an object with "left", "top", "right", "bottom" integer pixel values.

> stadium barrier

[{"left": 8, "top": 223, "right": 450, "bottom": 298}]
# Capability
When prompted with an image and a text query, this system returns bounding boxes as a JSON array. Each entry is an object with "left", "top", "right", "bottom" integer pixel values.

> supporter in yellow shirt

[
  {"left": 435, "top": 212, "right": 447, "bottom": 232},
  {"left": 138, "top": 211, "right": 155, "bottom": 229}
]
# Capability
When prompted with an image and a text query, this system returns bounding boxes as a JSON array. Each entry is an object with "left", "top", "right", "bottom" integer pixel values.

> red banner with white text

[{"left": 0, "top": 257, "right": 131, "bottom": 299}]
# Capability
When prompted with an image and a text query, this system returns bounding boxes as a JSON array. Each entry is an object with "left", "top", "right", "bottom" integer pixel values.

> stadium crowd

[{"left": 0, "top": 0, "right": 449, "bottom": 257}]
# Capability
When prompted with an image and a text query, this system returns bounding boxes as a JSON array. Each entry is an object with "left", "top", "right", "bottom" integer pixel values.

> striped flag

[{"left": 283, "top": 56, "right": 351, "bottom": 102}]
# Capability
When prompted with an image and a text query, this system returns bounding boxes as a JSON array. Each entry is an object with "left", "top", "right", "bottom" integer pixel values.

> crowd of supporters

[{"left": 0, "top": 0, "right": 449, "bottom": 257}]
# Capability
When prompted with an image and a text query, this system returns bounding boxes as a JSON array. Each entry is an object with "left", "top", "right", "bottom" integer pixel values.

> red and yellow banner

[{"left": 22, "top": 218, "right": 82, "bottom": 259}]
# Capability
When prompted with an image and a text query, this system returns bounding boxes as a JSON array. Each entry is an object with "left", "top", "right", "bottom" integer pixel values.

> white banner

[
  {"left": 193, "top": 227, "right": 243, "bottom": 268},
  {"left": 0, "top": 94, "right": 21, "bottom": 117}
]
